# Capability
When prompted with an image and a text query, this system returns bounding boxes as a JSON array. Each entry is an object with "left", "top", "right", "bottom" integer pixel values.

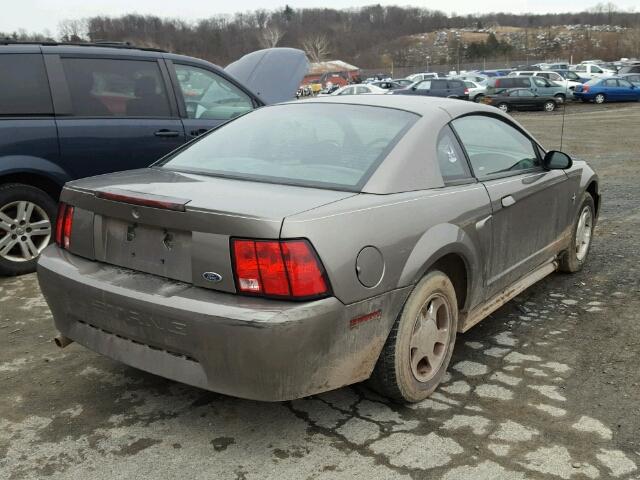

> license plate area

[{"left": 102, "top": 217, "right": 192, "bottom": 282}]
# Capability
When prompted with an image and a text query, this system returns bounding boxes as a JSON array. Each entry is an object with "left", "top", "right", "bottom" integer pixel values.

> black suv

[
  {"left": 393, "top": 79, "right": 469, "bottom": 100},
  {"left": 0, "top": 42, "right": 306, "bottom": 275}
]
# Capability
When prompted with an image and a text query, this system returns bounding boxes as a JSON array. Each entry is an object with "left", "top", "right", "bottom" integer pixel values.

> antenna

[{"left": 559, "top": 73, "right": 568, "bottom": 151}]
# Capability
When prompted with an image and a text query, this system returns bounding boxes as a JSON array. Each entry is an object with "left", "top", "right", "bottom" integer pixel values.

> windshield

[{"left": 160, "top": 103, "right": 418, "bottom": 190}]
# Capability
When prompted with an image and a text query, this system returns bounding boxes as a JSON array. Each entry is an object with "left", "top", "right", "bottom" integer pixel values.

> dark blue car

[
  {"left": 0, "top": 42, "right": 307, "bottom": 275},
  {"left": 573, "top": 77, "right": 640, "bottom": 104}
]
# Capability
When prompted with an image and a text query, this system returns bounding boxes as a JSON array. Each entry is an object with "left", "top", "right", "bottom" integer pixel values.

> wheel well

[
  {"left": 0, "top": 173, "right": 62, "bottom": 201},
  {"left": 431, "top": 253, "right": 468, "bottom": 311},
  {"left": 586, "top": 181, "right": 600, "bottom": 214}
]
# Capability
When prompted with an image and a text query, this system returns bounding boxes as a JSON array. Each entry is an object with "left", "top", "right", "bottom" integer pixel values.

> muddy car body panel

[{"left": 38, "top": 96, "right": 600, "bottom": 401}]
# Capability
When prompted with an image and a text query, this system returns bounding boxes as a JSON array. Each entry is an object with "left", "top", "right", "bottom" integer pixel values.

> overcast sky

[{"left": 2, "top": 0, "right": 636, "bottom": 35}]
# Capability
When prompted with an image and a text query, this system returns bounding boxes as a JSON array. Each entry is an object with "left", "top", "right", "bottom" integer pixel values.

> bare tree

[
  {"left": 58, "top": 19, "right": 88, "bottom": 42},
  {"left": 302, "top": 34, "right": 331, "bottom": 62},
  {"left": 258, "top": 26, "right": 284, "bottom": 48}
]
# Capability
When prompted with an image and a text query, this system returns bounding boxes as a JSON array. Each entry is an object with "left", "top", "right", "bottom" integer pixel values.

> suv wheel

[
  {"left": 0, "top": 184, "right": 57, "bottom": 276},
  {"left": 370, "top": 270, "right": 458, "bottom": 403},
  {"left": 594, "top": 93, "right": 606, "bottom": 104}
]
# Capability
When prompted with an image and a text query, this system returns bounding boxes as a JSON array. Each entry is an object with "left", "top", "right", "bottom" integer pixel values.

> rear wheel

[
  {"left": 370, "top": 271, "right": 458, "bottom": 403},
  {"left": 594, "top": 93, "right": 606, "bottom": 104},
  {"left": 560, "top": 194, "right": 595, "bottom": 273},
  {"left": 554, "top": 93, "right": 566, "bottom": 103},
  {"left": 543, "top": 100, "right": 556, "bottom": 112},
  {"left": 0, "top": 184, "right": 57, "bottom": 276},
  {"left": 497, "top": 102, "right": 509, "bottom": 112},
  {"left": 473, "top": 94, "right": 484, "bottom": 103}
]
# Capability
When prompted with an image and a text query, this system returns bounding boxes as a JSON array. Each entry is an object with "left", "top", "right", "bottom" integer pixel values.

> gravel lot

[{"left": 1, "top": 102, "right": 639, "bottom": 480}]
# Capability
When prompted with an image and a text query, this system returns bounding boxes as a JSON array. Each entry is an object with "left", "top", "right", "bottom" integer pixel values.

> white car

[
  {"left": 509, "top": 71, "right": 582, "bottom": 92},
  {"left": 572, "top": 63, "right": 615, "bottom": 78},
  {"left": 462, "top": 80, "right": 487, "bottom": 102},
  {"left": 327, "top": 84, "right": 387, "bottom": 96},
  {"left": 406, "top": 72, "right": 439, "bottom": 83},
  {"left": 456, "top": 73, "right": 489, "bottom": 85}
]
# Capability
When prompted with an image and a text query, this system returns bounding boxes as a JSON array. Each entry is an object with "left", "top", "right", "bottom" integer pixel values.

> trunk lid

[{"left": 62, "top": 168, "right": 355, "bottom": 293}]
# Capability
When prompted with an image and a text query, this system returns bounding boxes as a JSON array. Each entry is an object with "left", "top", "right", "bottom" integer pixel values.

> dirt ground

[{"left": 1, "top": 102, "right": 639, "bottom": 480}]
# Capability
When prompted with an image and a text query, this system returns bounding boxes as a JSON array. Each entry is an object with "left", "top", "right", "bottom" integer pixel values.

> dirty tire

[
  {"left": 560, "top": 194, "right": 595, "bottom": 273},
  {"left": 0, "top": 183, "right": 57, "bottom": 276},
  {"left": 370, "top": 270, "right": 458, "bottom": 403}
]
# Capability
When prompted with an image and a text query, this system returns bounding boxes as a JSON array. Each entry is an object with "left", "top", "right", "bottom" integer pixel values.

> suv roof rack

[{"left": 0, "top": 39, "right": 167, "bottom": 53}]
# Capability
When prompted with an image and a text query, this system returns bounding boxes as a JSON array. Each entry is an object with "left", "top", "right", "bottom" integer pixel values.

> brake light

[
  {"left": 464, "top": 88, "right": 469, "bottom": 95},
  {"left": 55, "top": 202, "right": 74, "bottom": 249},
  {"left": 231, "top": 239, "right": 329, "bottom": 300},
  {"left": 582, "top": 84, "right": 590, "bottom": 93},
  {"left": 495, "top": 79, "right": 501, "bottom": 87}
]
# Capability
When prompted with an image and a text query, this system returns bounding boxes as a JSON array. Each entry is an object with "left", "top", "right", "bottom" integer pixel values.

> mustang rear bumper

[{"left": 37, "top": 246, "right": 410, "bottom": 401}]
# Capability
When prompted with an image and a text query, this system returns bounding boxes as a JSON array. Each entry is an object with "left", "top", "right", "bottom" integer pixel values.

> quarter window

[
  {"left": 0, "top": 54, "right": 53, "bottom": 115},
  {"left": 61, "top": 58, "right": 171, "bottom": 117},
  {"left": 436, "top": 126, "right": 471, "bottom": 182},
  {"left": 452, "top": 115, "right": 540, "bottom": 178},
  {"left": 173, "top": 64, "right": 253, "bottom": 120}
]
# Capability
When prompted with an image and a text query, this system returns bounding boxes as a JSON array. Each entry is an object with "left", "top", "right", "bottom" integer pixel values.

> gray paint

[{"left": 39, "top": 96, "right": 600, "bottom": 401}]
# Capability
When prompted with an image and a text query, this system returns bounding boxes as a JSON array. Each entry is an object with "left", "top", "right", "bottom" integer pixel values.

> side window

[
  {"left": 617, "top": 79, "right": 632, "bottom": 88},
  {"left": 436, "top": 125, "right": 472, "bottom": 182},
  {"left": 432, "top": 81, "right": 447, "bottom": 90},
  {"left": 592, "top": 66, "right": 603, "bottom": 73},
  {"left": 173, "top": 64, "right": 253, "bottom": 120},
  {"left": 533, "top": 77, "right": 547, "bottom": 87},
  {"left": 603, "top": 79, "right": 617, "bottom": 87},
  {"left": 416, "top": 80, "right": 431, "bottom": 90},
  {"left": 61, "top": 58, "right": 170, "bottom": 117},
  {"left": 0, "top": 54, "right": 53, "bottom": 115},
  {"left": 452, "top": 115, "right": 541, "bottom": 179},
  {"left": 576, "top": 65, "right": 586, "bottom": 72}
]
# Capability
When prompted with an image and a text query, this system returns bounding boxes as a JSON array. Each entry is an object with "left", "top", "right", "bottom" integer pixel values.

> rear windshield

[{"left": 160, "top": 103, "right": 418, "bottom": 190}]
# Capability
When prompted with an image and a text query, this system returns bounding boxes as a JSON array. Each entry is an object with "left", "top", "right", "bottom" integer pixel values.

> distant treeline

[{"left": 3, "top": 4, "right": 640, "bottom": 67}]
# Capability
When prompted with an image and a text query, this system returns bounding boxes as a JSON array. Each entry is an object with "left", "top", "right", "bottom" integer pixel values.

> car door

[
  {"left": 166, "top": 61, "right": 256, "bottom": 141},
  {"left": 50, "top": 54, "right": 186, "bottom": 179},
  {"left": 532, "top": 76, "right": 553, "bottom": 96},
  {"left": 412, "top": 80, "right": 431, "bottom": 95},
  {"left": 616, "top": 79, "right": 636, "bottom": 100},
  {"left": 600, "top": 78, "right": 620, "bottom": 99},
  {"left": 512, "top": 89, "right": 536, "bottom": 109},
  {"left": 451, "top": 114, "right": 571, "bottom": 298},
  {"left": 431, "top": 80, "right": 448, "bottom": 97}
]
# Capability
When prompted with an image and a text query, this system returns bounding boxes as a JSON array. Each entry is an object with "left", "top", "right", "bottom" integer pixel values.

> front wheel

[
  {"left": 543, "top": 100, "right": 557, "bottom": 112},
  {"left": 594, "top": 93, "right": 606, "bottom": 104},
  {"left": 370, "top": 271, "right": 458, "bottom": 403},
  {"left": 559, "top": 194, "right": 595, "bottom": 273},
  {"left": 0, "top": 183, "right": 57, "bottom": 276}
]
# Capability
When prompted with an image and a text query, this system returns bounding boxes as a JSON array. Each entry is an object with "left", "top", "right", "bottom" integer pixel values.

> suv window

[
  {"left": 576, "top": 65, "right": 587, "bottom": 72},
  {"left": 432, "top": 80, "right": 447, "bottom": 90},
  {"left": 61, "top": 58, "right": 171, "bottom": 117},
  {"left": 436, "top": 125, "right": 472, "bottom": 182},
  {"left": 447, "top": 80, "right": 463, "bottom": 89},
  {"left": 173, "top": 64, "right": 253, "bottom": 120},
  {"left": 452, "top": 115, "right": 540, "bottom": 178},
  {"left": 415, "top": 80, "right": 431, "bottom": 90},
  {"left": 0, "top": 54, "right": 53, "bottom": 116},
  {"left": 533, "top": 77, "right": 549, "bottom": 87}
]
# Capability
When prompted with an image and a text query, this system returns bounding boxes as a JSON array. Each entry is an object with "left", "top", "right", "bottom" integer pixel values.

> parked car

[
  {"left": 487, "top": 76, "right": 569, "bottom": 102},
  {"left": 619, "top": 73, "right": 640, "bottom": 86},
  {"left": 618, "top": 64, "right": 640, "bottom": 75},
  {"left": 456, "top": 73, "right": 488, "bottom": 85},
  {"left": 571, "top": 63, "right": 615, "bottom": 78},
  {"left": 392, "top": 78, "right": 414, "bottom": 87},
  {"left": 370, "top": 80, "right": 405, "bottom": 90},
  {"left": 0, "top": 42, "right": 307, "bottom": 275},
  {"left": 393, "top": 79, "right": 469, "bottom": 100},
  {"left": 483, "top": 88, "right": 560, "bottom": 112},
  {"left": 328, "top": 84, "right": 387, "bottom": 95},
  {"left": 573, "top": 77, "right": 640, "bottom": 103},
  {"left": 462, "top": 80, "right": 487, "bottom": 102},
  {"left": 38, "top": 95, "right": 599, "bottom": 403},
  {"left": 406, "top": 72, "right": 439, "bottom": 82},
  {"left": 509, "top": 70, "right": 581, "bottom": 92},
  {"left": 553, "top": 69, "right": 588, "bottom": 84}
]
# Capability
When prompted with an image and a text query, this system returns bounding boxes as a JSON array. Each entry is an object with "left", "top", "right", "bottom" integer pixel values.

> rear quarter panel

[{"left": 281, "top": 185, "right": 492, "bottom": 309}]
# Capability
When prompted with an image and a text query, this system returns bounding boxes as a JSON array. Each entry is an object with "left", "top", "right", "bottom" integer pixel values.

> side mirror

[{"left": 544, "top": 150, "right": 572, "bottom": 170}]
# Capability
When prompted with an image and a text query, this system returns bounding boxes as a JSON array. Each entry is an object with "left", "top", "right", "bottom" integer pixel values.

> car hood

[{"left": 225, "top": 48, "right": 309, "bottom": 105}]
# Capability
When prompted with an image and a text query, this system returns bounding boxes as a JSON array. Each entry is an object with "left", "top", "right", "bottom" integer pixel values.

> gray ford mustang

[{"left": 37, "top": 95, "right": 599, "bottom": 402}]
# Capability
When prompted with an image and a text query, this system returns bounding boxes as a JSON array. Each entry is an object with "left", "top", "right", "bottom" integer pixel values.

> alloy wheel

[
  {"left": 544, "top": 101, "right": 556, "bottom": 112},
  {"left": 595, "top": 94, "right": 605, "bottom": 104},
  {"left": 497, "top": 103, "right": 509, "bottom": 112},
  {"left": 0, "top": 201, "right": 52, "bottom": 262},
  {"left": 575, "top": 206, "right": 593, "bottom": 262},
  {"left": 409, "top": 294, "right": 452, "bottom": 383}
]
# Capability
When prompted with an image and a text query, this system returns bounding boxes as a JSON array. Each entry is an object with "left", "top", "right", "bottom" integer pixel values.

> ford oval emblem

[{"left": 203, "top": 272, "right": 223, "bottom": 283}]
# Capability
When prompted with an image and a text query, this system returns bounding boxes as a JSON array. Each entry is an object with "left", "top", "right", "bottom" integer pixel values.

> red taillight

[
  {"left": 582, "top": 84, "right": 590, "bottom": 93},
  {"left": 231, "top": 239, "right": 329, "bottom": 300},
  {"left": 495, "top": 79, "right": 501, "bottom": 87},
  {"left": 55, "top": 202, "right": 74, "bottom": 249},
  {"left": 464, "top": 88, "right": 469, "bottom": 95}
]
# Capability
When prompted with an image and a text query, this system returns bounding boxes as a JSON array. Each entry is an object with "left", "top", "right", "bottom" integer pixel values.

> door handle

[
  {"left": 190, "top": 128, "right": 209, "bottom": 137},
  {"left": 501, "top": 195, "right": 516, "bottom": 208},
  {"left": 154, "top": 129, "right": 180, "bottom": 138}
]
